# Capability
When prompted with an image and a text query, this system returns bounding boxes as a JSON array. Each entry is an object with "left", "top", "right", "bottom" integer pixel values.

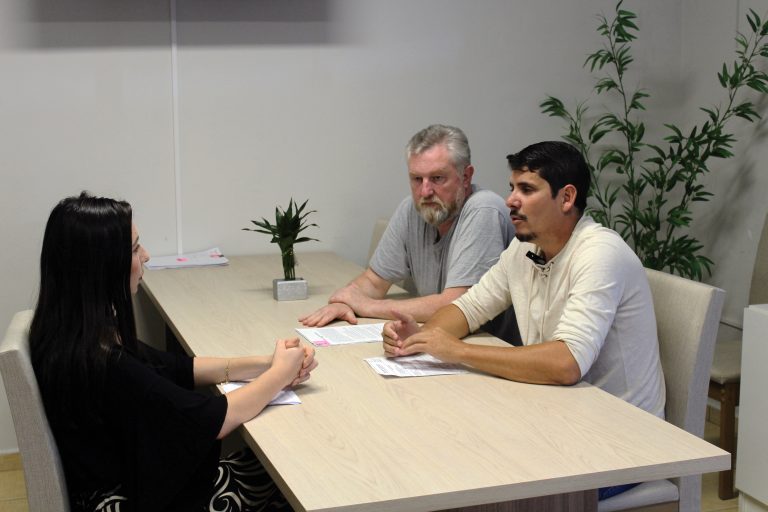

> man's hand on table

[
  {"left": 298, "top": 303, "right": 358, "bottom": 327},
  {"left": 382, "top": 311, "right": 421, "bottom": 356},
  {"left": 383, "top": 311, "right": 466, "bottom": 363}
]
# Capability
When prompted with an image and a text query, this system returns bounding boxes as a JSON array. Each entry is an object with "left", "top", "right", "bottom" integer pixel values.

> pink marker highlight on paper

[
  {"left": 176, "top": 257, "right": 188, "bottom": 262},
  {"left": 315, "top": 339, "right": 330, "bottom": 347}
]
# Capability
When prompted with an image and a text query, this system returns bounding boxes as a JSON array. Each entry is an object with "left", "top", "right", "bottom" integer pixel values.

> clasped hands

[
  {"left": 271, "top": 337, "right": 318, "bottom": 388},
  {"left": 382, "top": 311, "right": 464, "bottom": 363}
]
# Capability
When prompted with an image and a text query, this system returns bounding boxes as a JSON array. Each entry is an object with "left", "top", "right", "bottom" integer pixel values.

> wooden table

[{"left": 140, "top": 252, "right": 729, "bottom": 512}]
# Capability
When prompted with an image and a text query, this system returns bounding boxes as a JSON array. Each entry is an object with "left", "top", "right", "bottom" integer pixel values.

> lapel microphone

[{"left": 525, "top": 250, "right": 547, "bottom": 265}]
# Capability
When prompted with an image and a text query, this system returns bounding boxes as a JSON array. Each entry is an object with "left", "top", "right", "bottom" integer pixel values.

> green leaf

[
  {"left": 717, "top": 63, "right": 729, "bottom": 87},
  {"left": 711, "top": 147, "right": 734, "bottom": 158},
  {"left": 746, "top": 77, "right": 768, "bottom": 93},
  {"left": 595, "top": 77, "right": 618, "bottom": 93},
  {"left": 585, "top": 49, "right": 613, "bottom": 71},
  {"left": 540, "top": 96, "right": 568, "bottom": 118},
  {"left": 589, "top": 129, "right": 611, "bottom": 143},
  {"left": 597, "top": 19, "right": 610, "bottom": 37},
  {"left": 620, "top": 19, "right": 639, "bottom": 31},
  {"left": 629, "top": 90, "right": 649, "bottom": 110},
  {"left": 735, "top": 33, "right": 749, "bottom": 51},
  {"left": 746, "top": 9, "right": 760, "bottom": 33},
  {"left": 615, "top": 46, "right": 634, "bottom": 69},
  {"left": 733, "top": 101, "right": 759, "bottom": 121},
  {"left": 598, "top": 150, "right": 625, "bottom": 170},
  {"left": 700, "top": 107, "right": 719, "bottom": 122},
  {"left": 634, "top": 122, "right": 645, "bottom": 143},
  {"left": 692, "top": 191, "right": 714, "bottom": 202}
]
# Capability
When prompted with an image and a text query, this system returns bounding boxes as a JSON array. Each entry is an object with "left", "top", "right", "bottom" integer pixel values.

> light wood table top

[{"left": 140, "top": 252, "right": 729, "bottom": 512}]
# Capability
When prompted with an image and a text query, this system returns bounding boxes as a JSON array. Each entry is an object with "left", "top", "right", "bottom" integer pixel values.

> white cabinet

[{"left": 737, "top": 304, "right": 768, "bottom": 511}]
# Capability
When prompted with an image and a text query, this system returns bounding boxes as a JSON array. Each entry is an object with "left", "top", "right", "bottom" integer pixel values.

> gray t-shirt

[{"left": 370, "top": 186, "right": 514, "bottom": 296}]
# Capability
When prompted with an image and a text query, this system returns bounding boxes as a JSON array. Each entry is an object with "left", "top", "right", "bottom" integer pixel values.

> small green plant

[
  {"left": 540, "top": 1, "right": 768, "bottom": 280},
  {"left": 243, "top": 198, "right": 318, "bottom": 280}
]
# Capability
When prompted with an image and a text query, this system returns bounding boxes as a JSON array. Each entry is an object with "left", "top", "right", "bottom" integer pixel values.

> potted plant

[
  {"left": 540, "top": 1, "right": 767, "bottom": 280},
  {"left": 243, "top": 198, "right": 318, "bottom": 300}
]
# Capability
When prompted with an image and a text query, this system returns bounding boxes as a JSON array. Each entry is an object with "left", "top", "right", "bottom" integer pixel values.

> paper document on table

[
  {"left": 296, "top": 323, "right": 385, "bottom": 347},
  {"left": 145, "top": 247, "right": 228, "bottom": 269},
  {"left": 365, "top": 353, "right": 468, "bottom": 377},
  {"left": 220, "top": 382, "right": 300, "bottom": 405}
]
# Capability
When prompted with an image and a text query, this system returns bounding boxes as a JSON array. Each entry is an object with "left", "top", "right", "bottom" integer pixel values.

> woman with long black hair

[{"left": 29, "top": 192, "right": 317, "bottom": 511}]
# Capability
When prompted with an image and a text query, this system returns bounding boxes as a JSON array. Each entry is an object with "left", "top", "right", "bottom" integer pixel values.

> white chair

[
  {"left": 367, "top": 218, "right": 390, "bottom": 265},
  {"left": 0, "top": 310, "right": 70, "bottom": 511},
  {"left": 367, "top": 218, "right": 416, "bottom": 294},
  {"left": 599, "top": 269, "right": 725, "bottom": 512}
]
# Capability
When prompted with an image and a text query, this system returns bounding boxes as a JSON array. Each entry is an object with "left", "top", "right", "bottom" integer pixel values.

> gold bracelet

[{"left": 224, "top": 359, "right": 230, "bottom": 384}]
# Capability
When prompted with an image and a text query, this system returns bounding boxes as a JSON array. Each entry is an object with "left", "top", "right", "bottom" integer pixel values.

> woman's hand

[
  {"left": 269, "top": 338, "right": 306, "bottom": 387},
  {"left": 272, "top": 338, "right": 319, "bottom": 387}
]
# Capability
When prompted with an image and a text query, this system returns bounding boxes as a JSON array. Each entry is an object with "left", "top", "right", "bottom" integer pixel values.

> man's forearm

[
  {"left": 349, "top": 270, "right": 390, "bottom": 299},
  {"left": 457, "top": 341, "right": 581, "bottom": 386},
  {"left": 355, "top": 288, "right": 468, "bottom": 322},
  {"left": 423, "top": 303, "right": 471, "bottom": 337}
]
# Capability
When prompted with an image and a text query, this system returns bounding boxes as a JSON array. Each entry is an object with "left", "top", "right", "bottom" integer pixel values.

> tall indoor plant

[
  {"left": 244, "top": 198, "right": 318, "bottom": 300},
  {"left": 540, "top": 2, "right": 768, "bottom": 280}
]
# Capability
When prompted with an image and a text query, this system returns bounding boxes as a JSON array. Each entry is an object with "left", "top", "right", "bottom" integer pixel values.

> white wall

[
  {"left": 682, "top": 0, "right": 768, "bottom": 328},
  {"left": 1, "top": 0, "right": 762, "bottom": 453},
  {"left": 0, "top": 0, "right": 177, "bottom": 452}
]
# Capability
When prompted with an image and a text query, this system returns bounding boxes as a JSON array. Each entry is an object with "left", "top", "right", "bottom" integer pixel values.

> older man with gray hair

[{"left": 300, "top": 124, "right": 517, "bottom": 340}]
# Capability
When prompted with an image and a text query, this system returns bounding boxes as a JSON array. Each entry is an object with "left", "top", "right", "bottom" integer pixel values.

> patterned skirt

[
  {"left": 209, "top": 449, "right": 292, "bottom": 512},
  {"left": 74, "top": 449, "right": 292, "bottom": 512}
]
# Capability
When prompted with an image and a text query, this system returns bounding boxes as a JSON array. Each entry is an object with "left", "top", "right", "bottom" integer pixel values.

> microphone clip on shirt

[{"left": 525, "top": 250, "right": 547, "bottom": 266}]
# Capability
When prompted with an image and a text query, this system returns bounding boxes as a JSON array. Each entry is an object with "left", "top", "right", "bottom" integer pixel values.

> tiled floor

[{"left": 0, "top": 420, "right": 740, "bottom": 512}]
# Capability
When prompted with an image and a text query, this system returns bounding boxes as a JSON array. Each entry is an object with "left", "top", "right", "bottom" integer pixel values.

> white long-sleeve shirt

[{"left": 454, "top": 216, "right": 666, "bottom": 418}]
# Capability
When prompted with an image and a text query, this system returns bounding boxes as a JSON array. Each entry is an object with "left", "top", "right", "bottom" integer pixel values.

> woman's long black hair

[{"left": 30, "top": 191, "right": 138, "bottom": 428}]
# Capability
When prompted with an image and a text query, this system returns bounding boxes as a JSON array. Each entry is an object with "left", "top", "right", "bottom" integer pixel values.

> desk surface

[{"left": 141, "top": 252, "right": 729, "bottom": 512}]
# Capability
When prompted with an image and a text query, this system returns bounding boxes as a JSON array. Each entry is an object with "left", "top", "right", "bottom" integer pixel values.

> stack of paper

[
  {"left": 296, "top": 323, "right": 385, "bottom": 347},
  {"left": 365, "top": 353, "right": 468, "bottom": 377},
  {"left": 145, "top": 247, "right": 229, "bottom": 270}
]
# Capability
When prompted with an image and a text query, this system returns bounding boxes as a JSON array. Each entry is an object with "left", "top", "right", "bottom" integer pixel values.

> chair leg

[{"left": 717, "top": 382, "right": 738, "bottom": 500}]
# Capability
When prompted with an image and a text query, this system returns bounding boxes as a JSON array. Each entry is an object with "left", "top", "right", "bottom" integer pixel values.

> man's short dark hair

[{"left": 506, "top": 141, "right": 591, "bottom": 213}]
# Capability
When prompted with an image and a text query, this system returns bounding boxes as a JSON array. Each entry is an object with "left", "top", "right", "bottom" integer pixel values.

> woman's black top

[{"left": 47, "top": 341, "right": 228, "bottom": 511}]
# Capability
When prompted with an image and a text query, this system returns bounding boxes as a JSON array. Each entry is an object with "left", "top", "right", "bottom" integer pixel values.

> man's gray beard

[
  {"left": 419, "top": 204, "right": 451, "bottom": 225},
  {"left": 417, "top": 188, "right": 465, "bottom": 227}
]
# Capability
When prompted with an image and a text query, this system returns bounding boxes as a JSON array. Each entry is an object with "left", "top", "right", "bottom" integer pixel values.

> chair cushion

[
  {"left": 597, "top": 479, "right": 679, "bottom": 512},
  {"left": 710, "top": 338, "right": 742, "bottom": 384}
]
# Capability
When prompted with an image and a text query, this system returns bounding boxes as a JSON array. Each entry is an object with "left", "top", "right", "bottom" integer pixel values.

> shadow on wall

[{"left": 19, "top": 0, "right": 335, "bottom": 47}]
